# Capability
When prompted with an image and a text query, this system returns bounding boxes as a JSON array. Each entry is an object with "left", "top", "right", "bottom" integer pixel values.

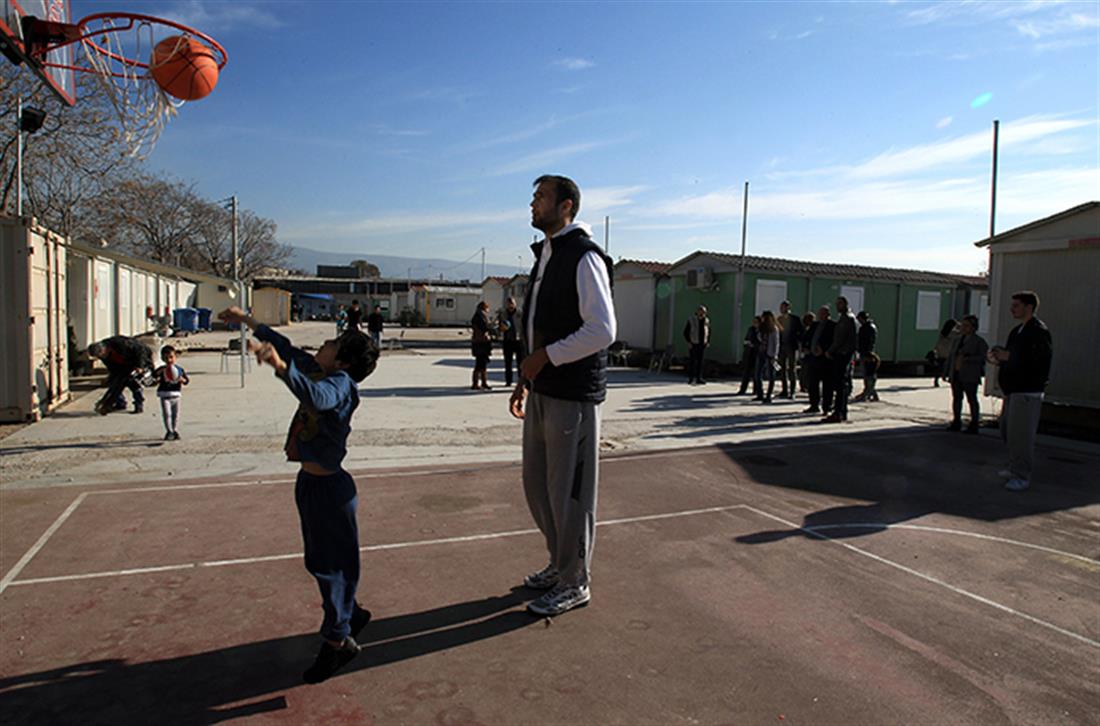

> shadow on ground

[
  {"left": 720, "top": 427, "right": 1100, "bottom": 543},
  {"left": 0, "top": 589, "right": 539, "bottom": 725}
]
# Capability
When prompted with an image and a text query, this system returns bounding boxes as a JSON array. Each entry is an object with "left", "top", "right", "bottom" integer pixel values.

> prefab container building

[
  {"left": 410, "top": 284, "right": 483, "bottom": 326},
  {"left": 253, "top": 287, "right": 292, "bottom": 327},
  {"left": 660, "top": 252, "right": 987, "bottom": 365},
  {"left": 977, "top": 201, "right": 1100, "bottom": 409},
  {"left": 0, "top": 218, "right": 70, "bottom": 422},
  {"left": 66, "top": 241, "right": 243, "bottom": 350},
  {"left": 613, "top": 260, "right": 672, "bottom": 351}
]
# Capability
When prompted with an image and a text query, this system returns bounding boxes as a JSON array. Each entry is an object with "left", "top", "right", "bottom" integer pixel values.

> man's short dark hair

[
  {"left": 534, "top": 175, "right": 581, "bottom": 220},
  {"left": 337, "top": 331, "right": 379, "bottom": 382},
  {"left": 963, "top": 314, "right": 980, "bottom": 326},
  {"left": 351, "top": 299, "right": 360, "bottom": 305},
  {"left": 1012, "top": 290, "right": 1039, "bottom": 311},
  {"left": 856, "top": 311, "right": 867, "bottom": 321}
]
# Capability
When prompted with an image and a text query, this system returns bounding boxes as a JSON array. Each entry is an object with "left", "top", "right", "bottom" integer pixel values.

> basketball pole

[
  {"left": 15, "top": 95, "right": 22, "bottom": 217},
  {"left": 231, "top": 195, "right": 245, "bottom": 389}
]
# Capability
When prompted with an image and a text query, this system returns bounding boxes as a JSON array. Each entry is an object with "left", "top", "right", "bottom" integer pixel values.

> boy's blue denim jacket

[{"left": 254, "top": 325, "right": 359, "bottom": 471}]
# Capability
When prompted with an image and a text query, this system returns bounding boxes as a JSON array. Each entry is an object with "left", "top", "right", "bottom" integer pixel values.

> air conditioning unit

[{"left": 686, "top": 266, "right": 714, "bottom": 289}]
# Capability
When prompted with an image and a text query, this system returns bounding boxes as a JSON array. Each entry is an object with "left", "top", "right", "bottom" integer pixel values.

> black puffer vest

[{"left": 522, "top": 228, "right": 614, "bottom": 403}]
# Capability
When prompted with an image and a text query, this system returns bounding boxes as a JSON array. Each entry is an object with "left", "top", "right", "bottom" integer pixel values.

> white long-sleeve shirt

[{"left": 526, "top": 221, "right": 617, "bottom": 366}]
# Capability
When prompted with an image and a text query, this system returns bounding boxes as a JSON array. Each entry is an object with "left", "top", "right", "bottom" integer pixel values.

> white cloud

[
  {"left": 1013, "top": 11, "right": 1099, "bottom": 38},
  {"left": 552, "top": 58, "right": 594, "bottom": 71},
  {"left": 848, "top": 116, "right": 1092, "bottom": 180},
  {"left": 580, "top": 185, "right": 649, "bottom": 216},
  {"left": 283, "top": 209, "right": 524, "bottom": 240},
  {"left": 162, "top": 1, "right": 283, "bottom": 31},
  {"left": 937, "top": 116, "right": 954, "bottom": 129},
  {"left": 486, "top": 141, "right": 608, "bottom": 177}
]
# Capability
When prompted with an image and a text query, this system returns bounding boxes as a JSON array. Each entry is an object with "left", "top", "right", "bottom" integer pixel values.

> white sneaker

[
  {"left": 523, "top": 564, "right": 560, "bottom": 590},
  {"left": 1004, "top": 478, "right": 1030, "bottom": 492},
  {"left": 527, "top": 583, "right": 591, "bottom": 616}
]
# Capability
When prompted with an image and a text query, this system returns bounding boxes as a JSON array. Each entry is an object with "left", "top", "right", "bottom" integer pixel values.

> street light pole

[
  {"left": 231, "top": 196, "right": 245, "bottom": 389},
  {"left": 15, "top": 95, "right": 22, "bottom": 217}
]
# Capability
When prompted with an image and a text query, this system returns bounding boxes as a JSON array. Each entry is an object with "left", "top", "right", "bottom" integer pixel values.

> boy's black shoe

[
  {"left": 350, "top": 604, "right": 372, "bottom": 638},
  {"left": 164, "top": 432, "right": 173, "bottom": 441},
  {"left": 172, "top": 432, "right": 181, "bottom": 440},
  {"left": 132, "top": 405, "right": 143, "bottom": 414},
  {"left": 303, "top": 637, "right": 360, "bottom": 684}
]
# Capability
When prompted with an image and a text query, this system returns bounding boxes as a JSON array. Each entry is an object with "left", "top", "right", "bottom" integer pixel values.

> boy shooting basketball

[{"left": 218, "top": 306, "right": 379, "bottom": 683}]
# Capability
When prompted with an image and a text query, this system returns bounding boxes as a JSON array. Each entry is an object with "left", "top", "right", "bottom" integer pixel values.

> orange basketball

[{"left": 150, "top": 36, "right": 220, "bottom": 101}]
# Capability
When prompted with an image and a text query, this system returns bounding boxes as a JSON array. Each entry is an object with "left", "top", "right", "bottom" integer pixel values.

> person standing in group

[
  {"left": 335, "top": 304, "right": 347, "bottom": 336},
  {"left": 803, "top": 306, "right": 834, "bottom": 414},
  {"left": 735, "top": 316, "right": 762, "bottom": 396},
  {"left": 683, "top": 305, "right": 710, "bottom": 385},
  {"left": 346, "top": 300, "right": 363, "bottom": 333},
  {"left": 510, "top": 174, "right": 615, "bottom": 617},
  {"left": 797, "top": 311, "right": 815, "bottom": 395},
  {"left": 754, "top": 310, "right": 781, "bottom": 403},
  {"left": 823, "top": 296, "right": 856, "bottom": 423},
  {"left": 154, "top": 345, "right": 190, "bottom": 441},
  {"left": 470, "top": 301, "right": 493, "bottom": 391},
  {"left": 366, "top": 305, "right": 385, "bottom": 349},
  {"left": 945, "top": 314, "right": 988, "bottom": 434},
  {"left": 499, "top": 297, "right": 524, "bottom": 387},
  {"left": 776, "top": 301, "right": 803, "bottom": 399},
  {"left": 852, "top": 311, "right": 879, "bottom": 403},
  {"left": 988, "top": 291, "right": 1052, "bottom": 492},
  {"left": 217, "top": 306, "right": 379, "bottom": 683},
  {"left": 928, "top": 319, "right": 958, "bottom": 387}
]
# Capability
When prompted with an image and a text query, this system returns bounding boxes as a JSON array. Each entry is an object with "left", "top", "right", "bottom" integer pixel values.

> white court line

[
  {"left": 802, "top": 523, "right": 1100, "bottom": 566},
  {"left": 6, "top": 505, "right": 747, "bottom": 588},
  {"left": 81, "top": 429, "right": 936, "bottom": 497},
  {"left": 0, "top": 493, "right": 87, "bottom": 595},
  {"left": 739, "top": 505, "right": 1100, "bottom": 649}
]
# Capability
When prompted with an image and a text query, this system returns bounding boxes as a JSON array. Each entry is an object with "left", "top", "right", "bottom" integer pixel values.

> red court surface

[{"left": 2, "top": 429, "right": 1098, "bottom": 725}]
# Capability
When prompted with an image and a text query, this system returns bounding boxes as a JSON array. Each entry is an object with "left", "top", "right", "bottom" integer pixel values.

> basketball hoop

[{"left": 23, "top": 12, "right": 228, "bottom": 158}]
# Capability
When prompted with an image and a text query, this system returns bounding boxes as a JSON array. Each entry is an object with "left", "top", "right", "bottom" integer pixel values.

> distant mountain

[{"left": 286, "top": 245, "right": 522, "bottom": 282}]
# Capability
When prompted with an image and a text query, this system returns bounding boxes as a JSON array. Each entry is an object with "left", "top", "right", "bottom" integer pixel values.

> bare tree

[
  {"left": 1, "top": 67, "right": 136, "bottom": 233},
  {"left": 351, "top": 259, "right": 381, "bottom": 278}
]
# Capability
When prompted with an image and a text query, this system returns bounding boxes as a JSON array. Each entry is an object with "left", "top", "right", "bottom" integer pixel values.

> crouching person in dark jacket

[{"left": 89, "top": 336, "right": 153, "bottom": 415}]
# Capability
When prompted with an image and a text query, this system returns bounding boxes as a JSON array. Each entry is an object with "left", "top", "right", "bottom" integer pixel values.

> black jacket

[
  {"left": 857, "top": 321, "right": 878, "bottom": 355},
  {"left": 522, "top": 228, "right": 614, "bottom": 403},
  {"left": 998, "top": 318, "right": 1053, "bottom": 394},
  {"left": 101, "top": 336, "right": 152, "bottom": 373},
  {"left": 806, "top": 320, "right": 835, "bottom": 357}
]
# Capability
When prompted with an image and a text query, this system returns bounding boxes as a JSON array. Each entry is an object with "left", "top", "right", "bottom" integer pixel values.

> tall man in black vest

[{"left": 509, "top": 175, "right": 616, "bottom": 617}]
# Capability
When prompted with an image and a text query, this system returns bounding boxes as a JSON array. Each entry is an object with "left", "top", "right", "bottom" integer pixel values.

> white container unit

[{"left": 0, "top": 218, "right": 70, "bottom": 422}]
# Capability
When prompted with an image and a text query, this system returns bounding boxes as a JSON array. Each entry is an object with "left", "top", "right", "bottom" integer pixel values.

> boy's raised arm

[{"left": 281, "top": 359, "right": 354, "bottom": 412}]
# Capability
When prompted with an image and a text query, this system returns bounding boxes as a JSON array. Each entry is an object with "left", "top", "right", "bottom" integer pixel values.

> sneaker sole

[{"left": 527, "top": 596, "right": 591, "bottom": 617}]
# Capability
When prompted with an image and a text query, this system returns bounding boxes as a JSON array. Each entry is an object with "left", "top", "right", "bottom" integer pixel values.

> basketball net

[{"left": 78, "top": 17, "right": 181, "bottom": 159}]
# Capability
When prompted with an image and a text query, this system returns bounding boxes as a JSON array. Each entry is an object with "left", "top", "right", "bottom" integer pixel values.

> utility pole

[
  {"left": 989, "top": 120, "right": 999, "bottom": 240},
  {"left": 480, "top": 247, "right": 486, "bottom": 282},
  {"left": 604, "top": 215, "right": 610, "bottom": 254},
  {"left": 734, "top": 181, "right": 749, "bottom": 362}
]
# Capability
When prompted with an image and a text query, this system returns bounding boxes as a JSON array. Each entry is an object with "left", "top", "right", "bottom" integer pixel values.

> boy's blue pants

[{"left": 295, "top": 469, "right": 360, "bottom": 642}]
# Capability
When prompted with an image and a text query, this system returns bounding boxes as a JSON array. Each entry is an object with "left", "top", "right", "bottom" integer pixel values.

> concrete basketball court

[{"left": 2, "top": 429, "right": 1098, "bottom": 724}]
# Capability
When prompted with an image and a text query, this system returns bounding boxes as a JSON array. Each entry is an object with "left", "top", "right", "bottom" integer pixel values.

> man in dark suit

[{"left": 802, "top": 306, "right": 835, "bottom": 414}]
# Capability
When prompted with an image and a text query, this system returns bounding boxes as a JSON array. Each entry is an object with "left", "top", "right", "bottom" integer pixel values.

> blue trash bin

[
  {"left": 196, "top": 307, "right": 213, "bottom": 331},
  {"left": 172, "top": 307, "right": 199, "bottom": 334}
]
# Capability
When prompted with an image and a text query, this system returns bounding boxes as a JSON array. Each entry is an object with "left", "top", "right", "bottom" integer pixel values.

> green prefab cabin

[{"left": 657, "top": 252, "right": 987, "bottom": 365}]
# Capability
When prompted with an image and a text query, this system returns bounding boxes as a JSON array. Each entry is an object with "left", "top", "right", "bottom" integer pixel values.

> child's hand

[
  {"left": 249, "top": 340, "right": 287, "bottom": 374},
  {"left": 219, "top": 306, "right": 254, "bottom": 328}
]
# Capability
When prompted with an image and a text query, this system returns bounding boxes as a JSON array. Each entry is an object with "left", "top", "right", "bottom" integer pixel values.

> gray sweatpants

[
  {"left": 159, "top": 396, "right": 181, "bottom": 433},
  {"left": 522, "top": 392, "right": 600, "bottom": 588},
  {"left": 1000, "top": 392, "right": 1043, "bottom": 481}
]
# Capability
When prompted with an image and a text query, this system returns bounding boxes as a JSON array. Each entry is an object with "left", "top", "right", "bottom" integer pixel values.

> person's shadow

[
  {"left": 735, "top": 501, "right": 930, "bottom": 544},
  {"left": 0, "top": 588, "right": 539, "bottom": 725}
]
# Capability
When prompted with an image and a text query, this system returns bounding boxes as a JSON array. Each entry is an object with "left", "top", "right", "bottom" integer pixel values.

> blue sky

[{"left": 72, "top": 0, "right": 1100, "bottom": 275}]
